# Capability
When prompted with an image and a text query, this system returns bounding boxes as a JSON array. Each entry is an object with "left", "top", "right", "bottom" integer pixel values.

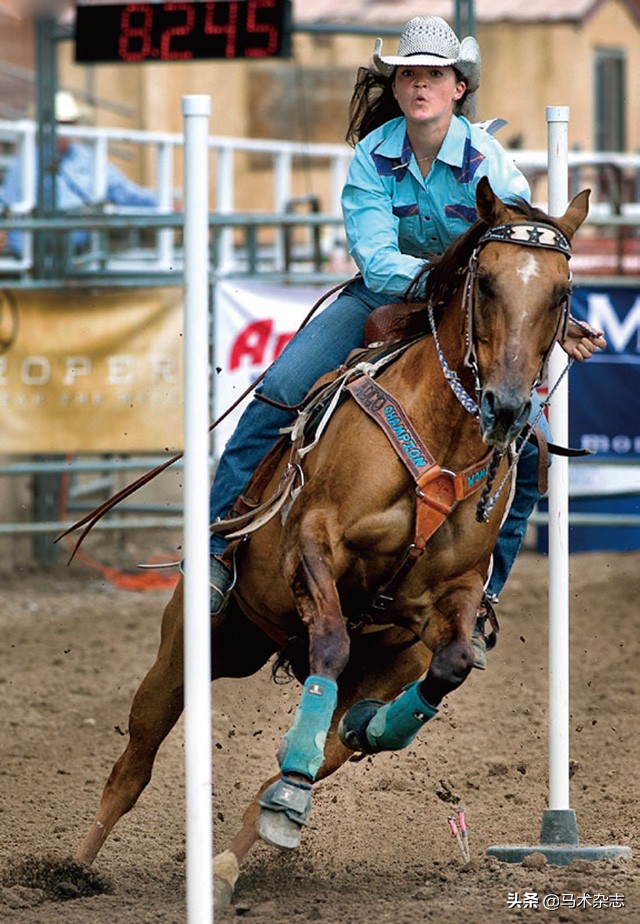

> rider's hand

[{"left": 560, "top": 318, "right": 606, "bottom": 361}]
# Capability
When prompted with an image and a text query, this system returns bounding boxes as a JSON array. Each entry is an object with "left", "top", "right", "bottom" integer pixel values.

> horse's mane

[{"left": 398, "top": 197, "right": 564, "bottom": 339}]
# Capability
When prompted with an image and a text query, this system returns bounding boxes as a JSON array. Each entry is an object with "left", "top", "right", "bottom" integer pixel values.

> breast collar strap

[{"left": 348, "top": 373, "right": 497, "bottom": 618}]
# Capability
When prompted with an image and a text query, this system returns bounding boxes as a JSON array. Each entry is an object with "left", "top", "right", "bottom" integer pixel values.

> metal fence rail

[{"left": 1, "top": 118, "right": 639, "bottom": 280}]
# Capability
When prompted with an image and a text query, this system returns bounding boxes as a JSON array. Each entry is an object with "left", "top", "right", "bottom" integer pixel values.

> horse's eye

[{"left": 477, "top": 275, "right": 493, "bottom": 299}]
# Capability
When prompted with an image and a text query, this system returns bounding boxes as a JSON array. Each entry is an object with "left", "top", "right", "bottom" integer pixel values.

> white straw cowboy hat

[{"left": 372, "top": 16, "right": 481, "bottom": 92}]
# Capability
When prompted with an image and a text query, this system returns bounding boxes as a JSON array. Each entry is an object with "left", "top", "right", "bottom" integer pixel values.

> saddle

[
  {"left": 214, "top": 329, "right": 420, "bottom": 542},
  {"left": 362, "top": 299, "right": 423, "bottom": 347},
  {"left": 216, "top": 299, "right": 423, "bottom": 529}
]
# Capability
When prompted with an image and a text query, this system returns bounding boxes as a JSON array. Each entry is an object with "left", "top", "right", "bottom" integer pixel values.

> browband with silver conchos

[{"left": 478, "top": 222, "right": 571, "bottom": 257}]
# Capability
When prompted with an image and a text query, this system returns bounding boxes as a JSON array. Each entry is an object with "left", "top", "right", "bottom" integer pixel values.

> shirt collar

[
  {"left": 374, "top": 117, "right": 411, "bottom": 161},
  {"left": 437, "top": 115, "right": 469, "bottom": 168},
  {"left": 374, "top": 115, "right": 469, "bottom": 167}
]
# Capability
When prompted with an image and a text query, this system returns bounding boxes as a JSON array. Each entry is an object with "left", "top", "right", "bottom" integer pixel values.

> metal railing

[
  {"left": 0, "top": 119, "right": 639, "bottom": 281},
  {"left": 0, "top": 118, "right": 353, "bottom": 280}
]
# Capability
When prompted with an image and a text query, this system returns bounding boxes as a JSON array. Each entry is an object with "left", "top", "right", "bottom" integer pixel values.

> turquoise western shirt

[{"left": 342, "top": 114, "right": 531, "bottom": 297}]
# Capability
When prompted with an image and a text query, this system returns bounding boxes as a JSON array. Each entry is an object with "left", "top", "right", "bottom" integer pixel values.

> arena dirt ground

[{"left": 1, "top": 545, "right": 638, "bottom": 923}]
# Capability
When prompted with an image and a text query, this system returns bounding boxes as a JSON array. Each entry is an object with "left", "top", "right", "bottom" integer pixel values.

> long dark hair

[
  {"left": 345, "top": 65, "right": 473, "bottom": 147},
  {"left": 345, "top": 67, "right": 400, "bottom": 147}
]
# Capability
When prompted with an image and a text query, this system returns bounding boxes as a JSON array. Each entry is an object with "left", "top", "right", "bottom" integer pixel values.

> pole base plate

[
  {"left": 487, "top": 809, "right": 632, "bottom": 865},
  {"left": 486, "top": 843, "right": 632, "bottom": 866}
]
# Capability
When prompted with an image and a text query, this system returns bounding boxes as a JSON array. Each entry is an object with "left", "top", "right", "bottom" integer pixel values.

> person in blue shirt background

[
  {"left": 0, "top": 90, "right": 157, "bottom": 256},
  {"left": 207, "top": 16, "right": 604, "bottom": 667}
]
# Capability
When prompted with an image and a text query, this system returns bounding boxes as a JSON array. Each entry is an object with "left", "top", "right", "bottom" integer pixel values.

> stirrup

[
  {"left": 471, "top": 595, "right": 499, "bottom": 671},
  {"left": 209, "top": 553, "right": 236, "bottom": 615}
]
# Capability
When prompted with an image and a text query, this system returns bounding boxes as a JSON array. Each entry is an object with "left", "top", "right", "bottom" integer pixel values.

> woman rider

[{"left": 207, "top": 16, "right": 604, "bottom": 668}]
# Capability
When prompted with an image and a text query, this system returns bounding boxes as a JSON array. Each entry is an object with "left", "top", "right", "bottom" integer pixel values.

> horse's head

[{"left": 470, "top": 177, "right": 589, "bottom": 449}]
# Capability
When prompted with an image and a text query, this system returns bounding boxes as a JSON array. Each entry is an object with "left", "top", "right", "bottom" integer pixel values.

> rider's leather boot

[{"left": 209, "top": 555, "right": 233, "bottom": 615}]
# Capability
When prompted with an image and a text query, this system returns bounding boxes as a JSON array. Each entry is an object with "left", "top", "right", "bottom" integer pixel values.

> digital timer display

[{"left": 75, "top": 0, "right": 292, "bottom": 64}]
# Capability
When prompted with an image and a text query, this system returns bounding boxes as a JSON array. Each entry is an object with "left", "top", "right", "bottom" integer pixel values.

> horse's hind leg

[
  {"left": 75, "top": 580, "right": 186, "bottom": 865},
  {"left": 76, "top": 577, "right": 277, "bottom": 866}
]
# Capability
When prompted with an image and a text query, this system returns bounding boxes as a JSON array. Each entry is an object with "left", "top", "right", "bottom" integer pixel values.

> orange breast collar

[{"left": 348, "top": 374, "right": 497, "bottom": 617}]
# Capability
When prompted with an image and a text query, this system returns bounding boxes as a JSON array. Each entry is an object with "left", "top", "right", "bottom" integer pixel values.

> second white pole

[{"left": 546, "top": 105, "right": 571, "bottom": 813}]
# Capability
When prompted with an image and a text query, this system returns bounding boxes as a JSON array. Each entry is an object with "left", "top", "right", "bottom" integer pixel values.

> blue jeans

[
  {"left": 485, "top": 392, "right": 551, "bottom": 599},
  {"left": 209, "top": 279, "right": 550, "bottom": 597}
]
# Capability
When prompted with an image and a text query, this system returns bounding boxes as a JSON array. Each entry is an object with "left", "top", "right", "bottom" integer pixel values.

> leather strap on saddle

[{"left": 347, "top": 374, "right": 497, "bottom": 616}]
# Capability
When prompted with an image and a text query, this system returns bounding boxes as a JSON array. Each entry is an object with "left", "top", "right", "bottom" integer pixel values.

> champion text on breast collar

[{"left": 348, "top": 374, "right": 497, "bottom": 618}]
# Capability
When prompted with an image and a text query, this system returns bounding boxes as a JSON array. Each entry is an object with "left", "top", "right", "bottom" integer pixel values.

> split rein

[{"left": 428, "top": 220, "right": 576, "bottom": 523}]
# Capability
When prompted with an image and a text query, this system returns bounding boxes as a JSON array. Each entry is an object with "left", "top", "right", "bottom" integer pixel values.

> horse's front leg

[
  {"left": 257, "top": 525, "right": 350, "bottom": 850},
  {"left": 339, "top": 581, "right": 480, "bottom": 755}
]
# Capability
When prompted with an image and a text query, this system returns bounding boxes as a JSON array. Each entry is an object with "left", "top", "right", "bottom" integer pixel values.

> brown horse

[{"left": 73, "top": 178, "right": 589, "bottom": 906}]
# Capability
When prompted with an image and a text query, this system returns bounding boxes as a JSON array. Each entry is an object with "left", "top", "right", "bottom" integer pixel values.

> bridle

[
  {"left": 429, "top": 220, "right": 573, "bottom": 417},
  {"left": 427, "top": 219, "right": 574, "bottom": 522},
  {"left": 462, "top": 220, "right": 573, "bottom": 398}
]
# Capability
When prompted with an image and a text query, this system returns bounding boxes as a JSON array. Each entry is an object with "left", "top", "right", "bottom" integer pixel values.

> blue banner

[{"left": 569, "top": 284, "right": 640, "bottom": 459}]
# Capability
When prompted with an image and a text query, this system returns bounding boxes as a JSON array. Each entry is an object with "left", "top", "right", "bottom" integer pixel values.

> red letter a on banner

[{"left": 229, "top": 319, "right": 273, "bottom": 370}]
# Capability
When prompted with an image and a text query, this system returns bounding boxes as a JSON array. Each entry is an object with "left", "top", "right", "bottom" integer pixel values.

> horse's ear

[
  {"left": 555, "top": 188, "right": 591, "bottom": 241},
  {"left": 475, "top": 176, "right": 510, "bottom": 226}
]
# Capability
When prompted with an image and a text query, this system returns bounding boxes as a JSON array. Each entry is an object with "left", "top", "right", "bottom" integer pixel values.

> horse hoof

[
  {"left": 214, "top": 875, "right": 234, "bottom": 908},
  {"left": 213, "top": 850, "right": 239, "bottom": 907},
  {"left": 257, "top": 806, "right": 303, "bottom": 850},
  {"left": 338, "top": 698, "right": 385, "bottom": 753}
]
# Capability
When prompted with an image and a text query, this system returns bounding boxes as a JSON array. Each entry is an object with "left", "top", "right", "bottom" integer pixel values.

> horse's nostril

[
  {"left": 480, "top": 390, "right": 531, "bottom": 445},
  {"left": 483, "top": 391, "right": 495, "bottom": 411},
  {"left": 480, "top": 390, "right": 498, "bottom": 425},
  {"left": 514, "top": 398, "right": 532, "bottom": 432}
]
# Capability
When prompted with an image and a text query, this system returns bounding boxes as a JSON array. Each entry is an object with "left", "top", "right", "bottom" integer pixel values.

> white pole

[
  {"left": 182, "top": 94, "right": 213, "bottom": 924},
  {"left": 487, "top": 106, "right": 631, "bottom": 864},
  {"left": 546, "top": 106, "right": 570, "bottom": 812}
]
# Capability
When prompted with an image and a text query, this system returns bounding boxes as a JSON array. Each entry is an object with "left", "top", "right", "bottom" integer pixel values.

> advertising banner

[
  {"left": 213, "top": 280, "right": 336, "bottom": 455},
  {"left": 538, "top": 282, "right": 640, "bottom": 552},
  {"left": 0, "top": 287, "right": 183, "bottom": 453},
  {"left": 569, "top": 284, "right": 640, "bottom": 459}
]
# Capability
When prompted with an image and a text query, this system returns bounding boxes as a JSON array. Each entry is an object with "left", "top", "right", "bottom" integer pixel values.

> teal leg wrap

[
  {"left": 278, "top": 675, "right": 338, "bottom": 780},
  {"left": 365, "top": 681, "right": 438, "bottom": 752}
]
